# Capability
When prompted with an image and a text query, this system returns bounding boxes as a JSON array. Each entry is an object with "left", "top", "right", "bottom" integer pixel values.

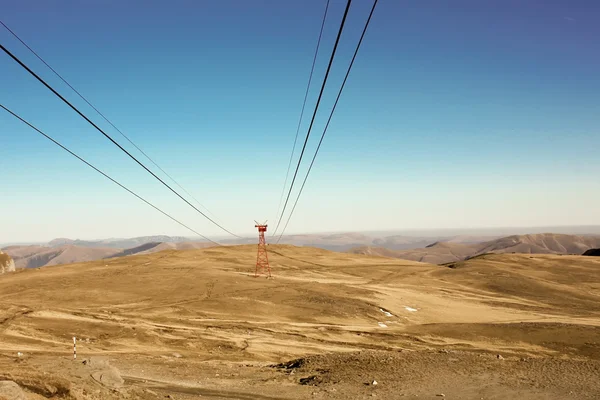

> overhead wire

[
  {"left": 0, "top": 43, "right": 242, "bottom": 238},
  {"left": 272, "top": 0, "right": 353, "bottom": 237},
  {"left": 274, "top": 0, "right": 331, "bottom": 227},
  {"left": 0, "top": 20, "right": 224, "bottom": 225},
  {"left": 276, "top": 0, "right": 379, "bottom": 243},
  {"left": 0, "top": 104, "right": 221, "bottom": 246}
]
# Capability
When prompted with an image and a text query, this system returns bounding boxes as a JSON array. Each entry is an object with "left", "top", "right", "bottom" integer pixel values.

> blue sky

[{"left": 1, "top": 0, "right": 599, "bottom": 243}]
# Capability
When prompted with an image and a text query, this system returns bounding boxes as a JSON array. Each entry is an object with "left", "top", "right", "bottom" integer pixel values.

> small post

[{"left": 73, "top": 336, "right": 76, "bottom": 360}]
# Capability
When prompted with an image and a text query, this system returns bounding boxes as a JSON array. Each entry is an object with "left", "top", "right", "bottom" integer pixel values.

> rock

[
  {"left": 372, "top": 380, "right": 378, "bottom": 385},
  {"left": 0, "top": 251, "right": 16, "bottom": 274},
  {"left": 437, "top": 394, "right": 446, "bottom": 397},
  {"left": 42, "top": 383, "right": 58, "bottom": 396},
  {"left": 87, "top": 356, "right": 111, "bottom": 368},
  {"left": 0, "top": 381, "right": 26, "bottom": 400},
  {"left": 583, "top": 248, "right": 600, "bottom": 256},
  {"left": 172, "top": 353, "right": 182, "bottom": 358},
  {"left": 91, "top": 366, "right": 124, "bottom": 389},
  {"left": 497, "top": 354, "right": 504, "bottom": 360}
]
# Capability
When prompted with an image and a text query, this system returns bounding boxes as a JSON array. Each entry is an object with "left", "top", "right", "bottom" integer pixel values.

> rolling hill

[
  {"left": 5, "top": 232, "right": 600, "bottom": 270},
  {"left": 47, "top": 235, "right": 191, "bottom": 249},
  {"left": 3, "top": 241, "right": 217, "bottom": 268},
  {"left": 0, "top": 245, "right": 598, "bottom": 399},
  {"left": 3, "top": 245, "right": 121, "bottom": 269},
  {"left": 106, "top": 241, "right": 214, "bottom": 258},
  {"left": 349, "top": 233, "right": 600, "bottom": 264},
  {"left": 476, "top": 233, "right": 600, "bottom": 254},
  {"left": 351, "top": 241, "right": 479, "bottom": 264}
]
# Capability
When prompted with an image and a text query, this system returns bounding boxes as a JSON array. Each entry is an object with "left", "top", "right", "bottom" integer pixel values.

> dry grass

[
  {"left": 0, "top": 245, "right": 599, "bottom": 399},
  {"left": 350, "top": 233, "right": 600, "bottom": 264}
]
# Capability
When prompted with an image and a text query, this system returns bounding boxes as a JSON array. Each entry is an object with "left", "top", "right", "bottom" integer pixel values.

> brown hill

[
  {"left": 4, "top": 241, "right": 216, "bottom": 268},
  {"left": 4, "top": 245, "right": 120, "bottom": 269},
  {"left": 349, "top": 233, "right": 600, "bottom": 264},
  {"left": 477, "top": 233, "right": 600, "bottom": 255},
  {"left": 0, "top": 246, "right": 599, "bottom": 399},
  {"left": 222, "top": 232, "right": 450, "bottom": 251},
  {"left": 371, "top": 235, "right": 448, "bottom": 250},
  {"left": 48, "top": 235, "right": 191, "bottom": 249},
  {"left": 107, "top": 241, "right": 214, "bottom": 258},
  {"left": 1, "top": 245, "right": 49, "bottom": 260},
  {"left": 5, "top": 233, "right": 600, "bottom": 269},
  {"left": 138, "top": 241, "right": 214, "bottom": 253},
  {"left": 260, "top": 232, "right": 377, "bottom": 251},
  {"left": 350, "top": 241, "right": 479, "bottom": 264}
]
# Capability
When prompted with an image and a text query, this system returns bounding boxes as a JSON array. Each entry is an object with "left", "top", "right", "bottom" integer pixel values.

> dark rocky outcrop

[{"left": 583, "top": 248, "right": 600, "bottom": 256}]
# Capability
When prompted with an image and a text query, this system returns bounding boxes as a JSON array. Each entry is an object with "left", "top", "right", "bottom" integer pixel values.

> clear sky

[{"left": 1, "top": 0, "right": 599, "bottom": 243}]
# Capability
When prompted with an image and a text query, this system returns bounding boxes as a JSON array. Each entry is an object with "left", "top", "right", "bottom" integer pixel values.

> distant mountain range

[
  {"left": 47, "top": 236, "right": 191, "bottom": 249},
  {"left": 3, "top": 232, "right": 600, "bottom": 269},
  {"left": 2, "top": 240, "right": 212, "bottom": 269},
  {"left": 220, "top": 232, "right": 499, "bottom": 251},
  {"left": 349, "top": 233, "right": 600, "bottom": 264}
]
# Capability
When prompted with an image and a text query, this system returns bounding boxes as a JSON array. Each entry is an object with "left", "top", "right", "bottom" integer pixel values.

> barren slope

[
  {"left": 477, "top": 233, "right": 600, "bottom": 255},
  {"left": 3, "top": 242, "right": 214, "bottom": 269},
  {"left": 137, "top": 241, "right": 215, "bottom": 253},
  {"left": 350, "top": 241, "right": 479, "bottom": 264},
  {"left": 3, "top": 245, "right": 120, "bottom": 269},
  {"left": 350, "top": 233, "right": 600, "bottom": 265},
  {"left": 0, "top": 246, "right": 599, "bottom": 399}
]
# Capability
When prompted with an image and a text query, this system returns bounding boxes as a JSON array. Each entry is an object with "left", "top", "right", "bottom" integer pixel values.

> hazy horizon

[{"left": 3, "top": 224, "right": 600, "bottom": 247}]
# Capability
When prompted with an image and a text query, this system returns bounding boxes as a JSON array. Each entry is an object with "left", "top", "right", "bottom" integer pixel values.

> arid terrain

[
  {"left": 0, "top": 245, "right": 599, "bottom": 399},
  {"left": 2, "top": 242, "right": 213, "bottom": 269},
  {"left": 350, "top": 233, "right": 600, "bottom": 264},
  {"left": 3, "top": 232, "right": 452, "bottom": 269},
  {"left": 5, "top": 232, "right": 600, "bottom": 270}
]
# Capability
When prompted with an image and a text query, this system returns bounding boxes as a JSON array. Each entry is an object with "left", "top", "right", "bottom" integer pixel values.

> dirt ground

[{"left": 0, "top": 245, "right": 599, "bottom": 399}]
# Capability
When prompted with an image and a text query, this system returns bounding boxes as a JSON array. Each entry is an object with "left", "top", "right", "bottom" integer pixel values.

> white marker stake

[{"left": 73, "top": 337, "right": 76, "bottom": 360}]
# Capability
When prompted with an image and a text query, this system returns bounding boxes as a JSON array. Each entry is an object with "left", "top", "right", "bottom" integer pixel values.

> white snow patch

[
  {"left": 404, "top": 306, "right": 418, "bottom": 312},
  {"left": 379, "top": 308, "right": 393, "bottom": 317},
  {"left": 378, "top": 322, "right": 388, "bottom": 328}
]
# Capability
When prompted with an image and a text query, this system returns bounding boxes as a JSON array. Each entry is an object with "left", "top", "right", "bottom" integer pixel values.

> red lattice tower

[{"left": 254, "top": 221, "right": 271, "bottom": 278}]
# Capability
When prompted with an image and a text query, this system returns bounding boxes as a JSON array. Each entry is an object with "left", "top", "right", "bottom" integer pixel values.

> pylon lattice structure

[{"left": 254, "top": 222, "right": 271, "bottom": 278}]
